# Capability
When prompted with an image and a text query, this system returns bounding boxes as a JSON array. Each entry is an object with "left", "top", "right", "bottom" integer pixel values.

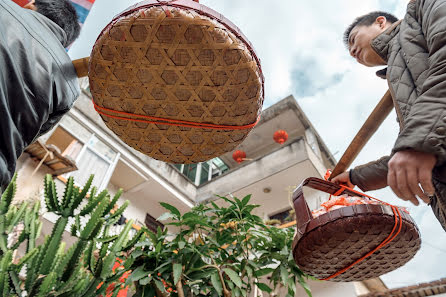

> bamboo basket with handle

[
  {"left": 291, "top": 91, "right": 421, "bottom": 281},
  {"left": 73, "top": 0, "right": 264, "bottom": 164}
]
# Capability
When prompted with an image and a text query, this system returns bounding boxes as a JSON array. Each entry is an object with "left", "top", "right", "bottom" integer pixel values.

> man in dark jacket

[
  {"left": 332, "top": 0, "right": 446, "bottom": 231},
  {"left": 0, "top": 0, "right": 81, "bottom": 191}
]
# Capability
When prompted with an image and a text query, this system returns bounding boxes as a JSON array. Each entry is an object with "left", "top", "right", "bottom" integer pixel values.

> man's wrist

[{"left": 349, "top": 169, "right": 356, "bottom": 186}]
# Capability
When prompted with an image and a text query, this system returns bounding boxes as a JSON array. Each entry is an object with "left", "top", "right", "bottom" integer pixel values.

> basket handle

[{"left": 292, "top": 177, "right": 359, "bottom": 235}]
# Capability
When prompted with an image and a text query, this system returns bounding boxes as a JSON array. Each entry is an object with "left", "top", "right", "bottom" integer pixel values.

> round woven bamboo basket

[
  {"left": 88, "top": 0, "right": 264, "bottom": 164},
  {"left": 292, "top": 177, "right": 421, "bottom": 282}
]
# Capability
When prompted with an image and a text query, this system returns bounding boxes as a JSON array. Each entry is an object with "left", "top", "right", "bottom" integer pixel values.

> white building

[{"left": 15, "top": 78, "right": 364, "bottom": 296}]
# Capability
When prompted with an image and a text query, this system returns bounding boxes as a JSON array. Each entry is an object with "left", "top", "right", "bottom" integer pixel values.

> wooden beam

[
  {"left": 330, "top": 90, "right": 394, "bottom": 179},
  {"left": 72, "top": 57, "right": 90, "bottom": 78}
]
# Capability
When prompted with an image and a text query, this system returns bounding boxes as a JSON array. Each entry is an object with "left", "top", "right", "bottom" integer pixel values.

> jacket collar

[
  {"left": 370, "top": 20, "right": 402, "bottom": 63},
  {"left": 29, "top": 10, "right": 68, "bottom": 47},
  {"left": 371, "top": 20, "right": 401, "bottom": 79}
]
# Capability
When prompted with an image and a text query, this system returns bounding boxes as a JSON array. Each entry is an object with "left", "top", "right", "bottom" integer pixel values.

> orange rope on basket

[
  {"left": 93, "top": 101, "right": 260, "bottom": 131},
  {"left": 320, "top": 171, "right": 403, "bottom": 281}
]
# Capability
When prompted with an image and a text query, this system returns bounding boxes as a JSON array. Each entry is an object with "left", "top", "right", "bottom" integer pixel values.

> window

[
  {"left": 173, "top": 157, "right": 229, "bottom": 186},
  {"left": 269, "top": 208, "right": 294, "bottom": 224},
  {"left": 210, "top": 158, "right": 229, "bottom": 178},
  {"left": 145, "top": 213, "right": 164, "bottom": 233},
  {"left": 45, "top": 116, "right": 119, "bottom": 190}
]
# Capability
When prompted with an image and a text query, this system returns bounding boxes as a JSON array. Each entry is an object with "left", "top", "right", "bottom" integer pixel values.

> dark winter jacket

[
  {"left": 350, "top": 0, "right": 446, "bottom": 191},
  {"left": 0, "top": 1, "right": 80, "bottom": 191}
]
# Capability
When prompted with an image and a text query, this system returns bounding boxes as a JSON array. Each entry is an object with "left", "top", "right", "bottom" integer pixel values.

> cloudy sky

[{"left": 68, "top": 0, "right": 446, "bottom": 289}]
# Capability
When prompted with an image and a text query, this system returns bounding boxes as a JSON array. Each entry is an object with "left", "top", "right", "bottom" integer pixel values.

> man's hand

[
  {"left": 388, "top": 150, "right": 437, "bottom": 205},
  {"left": 331, "top": 171, "right": 354, "bottom": 188}
]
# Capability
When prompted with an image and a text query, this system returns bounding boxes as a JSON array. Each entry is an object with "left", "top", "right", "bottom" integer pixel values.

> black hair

[
  {"left": 343, "top": 11, "right": 398, "bottom": 48},
  {"left": 35, "top": 0, "right": 81, "bottom": 46}
]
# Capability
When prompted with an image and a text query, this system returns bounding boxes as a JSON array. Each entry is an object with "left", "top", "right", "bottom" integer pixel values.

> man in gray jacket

[
  {"left": 0, "top": 0, "right": 81, "bottom": 191},
  {"left": 332, "top": 0, "right": 446, "bottom": 231}
]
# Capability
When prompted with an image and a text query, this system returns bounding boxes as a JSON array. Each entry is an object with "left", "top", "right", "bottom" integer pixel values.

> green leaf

[
  {"left": 241, "top": 195, "right": 251, "bottom": 207},
  {"left": 139, "top": 276, "right": 151, "bottom": 286},
  {"left": 123, "top": 229, "right": 145, "bottom": 252},
  {"left": 0, "top": 173, "right": 17, "bottom": 214},
  {"left": 280, "top": 265, "right": 289, "bottom": 284},
  {"left": 160, "top": 202, "right": 181, "bottom": 218},
  {"left": 154, "top": 279, "right": 166, "bottom": 293},
  {"left": 254, "top": 268, "right": 274, "bottom": 277},
  {"left": 211, "top": 272, "right": 223, "bottom": 296},
  {"left": 173, "top": 263, "right": 182, "bottom": 286},
  {"left": 9, "top": 271, "right": 22, "bottom": 296},
  {"left": 223, "top": 268, "right": 242, "bottom": 288},
  {"left": 129, "top": 267, "right": 149, "bottom": 282},
  {"left": 103, "top": 188, "right": 123, "bottom": 215},
  {"left": 106, "top": 201, "right": 129, "bottom": 225},
  {"left": 97, "top": 235, "right": 118, "bottom": 243},
  {"left": 256, "top": 282, "right": 272, "bottom": 293},
  {"left": 240, "top": 288, "right": 247, "bottom": 297},
  {"left": 234, "top": 197, "right": 242, "bottom": 209},
  {"left": 68, "top": 175, "right": 93, "bottom": 214},
  {"left": 79, "top": 189, "right": 107, "bottom": 216},
  {"left": 246, "top": 266, "right": 253, "bottom": 278},
  {"left": 61, "top": 176, "right": 74, "bottom": 210},
  {"left": 298, "top": 275, "right": 312, "bottom": 297},
  {"left": 7, "top": 202, "right": 27, "bottom": 233},
  {"left": 157, "top": 212, "right": 176, "bottom": 222},
  {"left": 14, "top": 247, "right": 38, "bottom": 270},
  {"left": 288, "top": 276, "right": 297, "bottom": 293},
  {"left": 178, "top": 241, "right": 185, "bottom": 249},
  {"left": 39, "top": 216, "right": 69, "bottom": 275},
  {"left": 155, "top": 242, "right": 162, "bottom": 253},
  {"left": 131, "top": 250, "right": 143, "bottom": 258}
]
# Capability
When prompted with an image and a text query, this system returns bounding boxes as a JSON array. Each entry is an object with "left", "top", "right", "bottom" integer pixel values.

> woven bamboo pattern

[
  {"left": 89, "top": 0, "right": 264, "bottom": 163},
  {"left": 292, "top": 178, "right": 421, "bottom": 282},
  {"left": 293, "top": 207, "right": 420, "bottom": 281}
]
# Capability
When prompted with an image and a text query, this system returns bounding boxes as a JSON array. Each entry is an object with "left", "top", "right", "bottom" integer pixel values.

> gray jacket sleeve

[
  {"left": 0, "top": 2, "right": 80, "bottom": 190},
  {"left": 350, "top": 156, "right": 390, "bottom": 192},
  {"left": 393, "top": 0, "right": 446, "bottom": 165}
]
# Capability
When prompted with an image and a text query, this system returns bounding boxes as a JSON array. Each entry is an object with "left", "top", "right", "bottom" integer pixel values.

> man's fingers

[
  {"left": 419, "top": 167, "right": 435, "bottom": 196},
  {"left": 407, "top": 168, "right": 429, "bottom": 204},
  {"left": 388, "top": 169, "right": 405, "bottom": 200},
  {"left": 331, "top": 172, "right": 353, "bottom": 188},
  {"left": 397, "top": 169, "right": 419, "bottom": 205}
]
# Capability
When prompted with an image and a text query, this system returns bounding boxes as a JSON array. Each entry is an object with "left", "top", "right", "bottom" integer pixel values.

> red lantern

[
  {"left": 273, "top": 130, "right": 288, "bottom": 144},
  {"left": 232, "top": 150, "right": 246, "bottom": 164}
]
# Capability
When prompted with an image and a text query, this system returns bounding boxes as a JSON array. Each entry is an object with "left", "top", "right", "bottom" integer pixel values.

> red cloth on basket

[{"left": 312, "top": 194, "right": 408, "bottom": 218}]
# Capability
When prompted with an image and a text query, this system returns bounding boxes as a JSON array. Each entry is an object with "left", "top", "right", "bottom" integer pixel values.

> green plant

[
  {"left": 0, "top": 173, "right": 146, "bottom": 296},
  {"left": 129, "top": 195, "right": 311, "bottom": 297},
  {"left": 264, "top": 219, "right": 281, "bottom": 226}
]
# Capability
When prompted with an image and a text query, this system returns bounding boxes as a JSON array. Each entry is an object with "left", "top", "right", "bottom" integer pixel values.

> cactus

[{"left": 0, "top": 174, "right": 145, "bottom": 296}]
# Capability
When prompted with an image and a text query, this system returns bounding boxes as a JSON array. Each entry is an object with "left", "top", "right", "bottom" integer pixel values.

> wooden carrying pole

[
  {"left": 330, "top": 90, "right": 394, "bottom": 179},
  {"left": 72, "top": 57, "right": 90, "bottom": 78}
]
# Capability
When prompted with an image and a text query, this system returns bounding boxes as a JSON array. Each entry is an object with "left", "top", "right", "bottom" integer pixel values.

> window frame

[
  {"left": 53, "top": 118, "right": 121, "bottom": 191},
  {"left": 173, "top": 157, "right": 229, "bottom": 186}
]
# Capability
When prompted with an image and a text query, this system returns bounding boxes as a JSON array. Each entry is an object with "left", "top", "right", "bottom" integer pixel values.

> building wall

[
  {"left": 197, "top": 138, "right": 310, "bottom": 202},
  {"left": 293, "top": 279, "right": 357, "bottom": 297},
  {"left": 14, "top": 154, "right": 52, "bottom": 204}
]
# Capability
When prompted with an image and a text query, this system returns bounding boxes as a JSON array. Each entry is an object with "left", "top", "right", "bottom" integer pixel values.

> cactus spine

[{"left": 0, "top": 173, "right": 143, "bottom": 296}]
